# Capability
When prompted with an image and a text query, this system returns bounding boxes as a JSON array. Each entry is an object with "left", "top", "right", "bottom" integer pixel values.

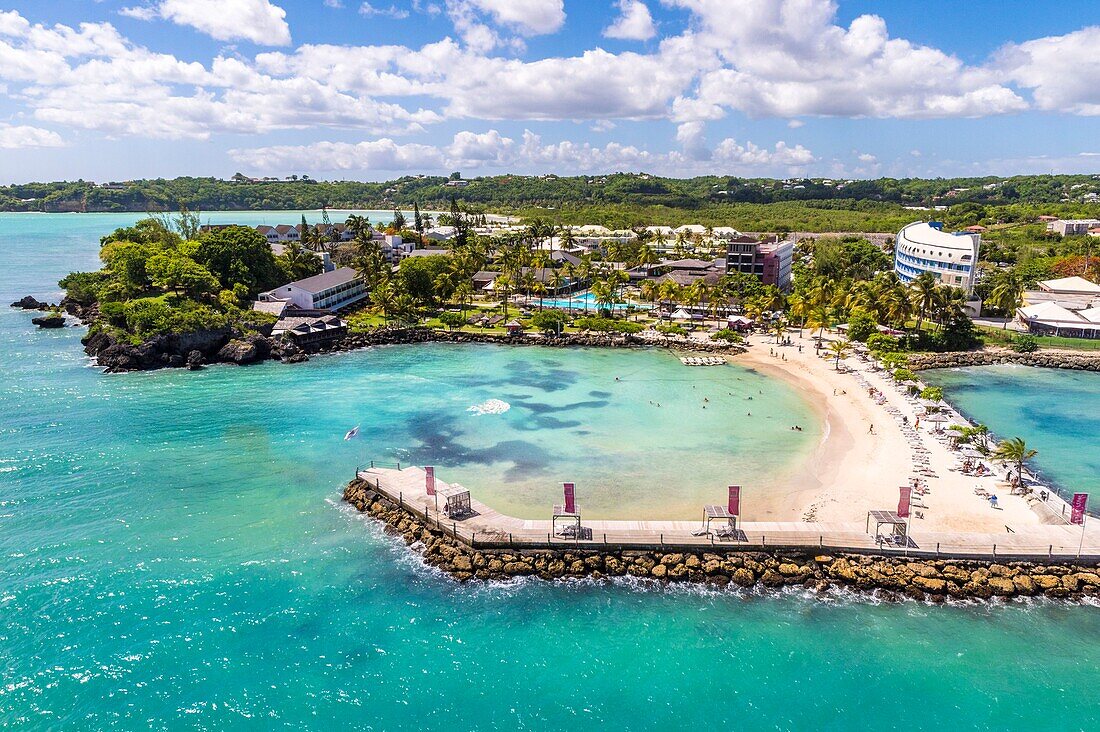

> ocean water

[
  {"left": 922, "top": 365, "right": 1100, "bottom": 501},
  {"left": 3, "top": 213, "right": 1100, "bottom": 729}
]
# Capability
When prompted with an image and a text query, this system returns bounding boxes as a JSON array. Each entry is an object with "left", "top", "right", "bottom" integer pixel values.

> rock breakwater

[
  {"left": 910, "top": 350, "right": 1100, "bottom": 372},
  {"left": 343, "top": 478, "right": 1100, "bottom": 602}
]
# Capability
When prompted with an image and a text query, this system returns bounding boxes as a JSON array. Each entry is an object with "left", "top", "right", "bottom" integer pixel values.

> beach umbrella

[{"left": 924, "top": 412, "right": 949, "bottom": 424}]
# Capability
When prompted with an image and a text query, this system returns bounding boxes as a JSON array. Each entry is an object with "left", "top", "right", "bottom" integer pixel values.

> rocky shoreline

[
  {"left": 909, "top": 349, "right": 1100, "bottom": 372},
  {"left": 12, "top": 294, "right": 745, "bottom": 372},
  {"left": 343, "top": 478, "right": 1100, "bottom": 603}
]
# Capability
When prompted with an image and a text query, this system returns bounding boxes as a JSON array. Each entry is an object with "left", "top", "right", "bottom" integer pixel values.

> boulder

[
  {"left": 186, "top": 350, "right": 205, "bottom": 370},
  {"left": 911, "top": 576, "right": 947, "bottom": 593},
  {"left": 12, "top": 295, "right": 50, "bottom": 310},
  {"left": 730, "top": 568, "right": 755, "bottom": 587},
  {"left": 31, "top": 313, "right": 66, "bottom": 328},
  {"left": 217, "top": 337, "right": 264, "bottom": 365},
  {"left": 650, "top": 564, "right": 668, "bottom": 579}
]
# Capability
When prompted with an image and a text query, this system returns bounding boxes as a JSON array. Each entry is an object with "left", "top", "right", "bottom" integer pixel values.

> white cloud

[
  {"left": 712, "top": 138, "right": 814, "bottom": 167},
  {"left": 360, "top": 3, "right": 410, "bottom": 19},
  {"left": 124, "top": 0, "right": 291, "bottom": 46},
  {"left": 324, "top": 0, "right": 345, "bottom": 7},
  {"left": 997, "top": 26, "right": 1100, "bottom": 115},
  {"left": 231, "top": 128, "right": 814, "bottom": 176},
  {"left": 462, "top": 0, "right": 564, "bottom": 35},
  {"left": 667, "top": 0, "right": 1027, "bottom": 121},
  {"left": 857, "top": 152, "right": 876, "bottom": 163},
  {"left": 230, "top": 138, "right": 444, "bottom": 171},
  {"left": 603, "top": 0, "right": 656, "bottom": 41},
  {"left": 0, "top": 124, "right": 64, "bottom": 149}
]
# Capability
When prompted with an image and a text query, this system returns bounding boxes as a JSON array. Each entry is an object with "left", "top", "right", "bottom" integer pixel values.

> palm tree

[
  {"left": 827, "top": 339, "right": 851, "bottom": 370},
  {"left": 453, "top": 281, "right": 474, "bottom": 318},
  {"left": 992, "top": 437, "right": 1038, "bottom": 492},
  {"left": 806, "top": 303, "right": 831, "bottom": 340},
  {"left": 989, "top": 275, "right": 1024, "bottom": 328},
  {"left": 787, "top": 292, "right": 808, "bottom": 337},
  {"left": 494, "top": 273, "right": 513, "bottom": 318},
  {"left": 640, "top": 280, "right": 660, "bottom": 310},
  {"left": 772, "top": 320, "right": 786, "bottom": 344},
  {"left": 372, "top": 280, "right": 395, "bottom": 324},
  {"left": 909, "top": 272, "right": 939, "bottom": 334},
  {"left": 658, "top": 279, "right": 681, "bottom": 322},
  {"left": 591, "top": 280, "right": 615, "bottom": 313}
]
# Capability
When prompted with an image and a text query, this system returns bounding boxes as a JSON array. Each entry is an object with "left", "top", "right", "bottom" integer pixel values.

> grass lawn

[{"left": 976, "top": 325, "right": 1100, "bottom": 351}]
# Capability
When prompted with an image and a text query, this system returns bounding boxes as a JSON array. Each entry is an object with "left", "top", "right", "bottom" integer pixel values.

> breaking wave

[{"left": 467, "top": 398, "right": 510, "bottom": 416}]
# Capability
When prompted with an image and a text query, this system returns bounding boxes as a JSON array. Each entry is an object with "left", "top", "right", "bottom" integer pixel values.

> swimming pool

[{"left": 534, "top": 291, "right": 650, "bottom": 311}]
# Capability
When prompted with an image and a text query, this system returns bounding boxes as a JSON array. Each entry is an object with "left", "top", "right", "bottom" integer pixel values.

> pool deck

[{"left": 356, "top": 466, "right": 1100, "bottom": 561}]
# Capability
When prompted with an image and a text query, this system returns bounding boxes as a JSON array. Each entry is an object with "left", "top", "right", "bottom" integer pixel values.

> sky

[{"left": 0, "top": 0, "right": 1098, "bottom": 183}]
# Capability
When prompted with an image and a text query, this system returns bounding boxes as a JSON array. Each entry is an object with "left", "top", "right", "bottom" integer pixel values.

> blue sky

[{"left": 0, "top": 0, "right": 1097, "bottom": 182}]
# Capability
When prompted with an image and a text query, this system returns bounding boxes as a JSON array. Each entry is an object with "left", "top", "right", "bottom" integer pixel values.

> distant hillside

[{"left": 1, "top": 173, "right": 1097, "bottom": 232}]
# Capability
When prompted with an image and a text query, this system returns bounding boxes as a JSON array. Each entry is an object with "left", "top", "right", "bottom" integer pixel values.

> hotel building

[{"left": 894, "top": 221, "right": 980, "bottom": 294}]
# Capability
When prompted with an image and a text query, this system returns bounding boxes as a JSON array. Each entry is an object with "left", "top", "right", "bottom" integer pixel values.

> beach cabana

[
  {"left": 504, "top": 319, "right": 524, "bottom": 336},
  {"left": 440, "top": 484, "right": 472, "bottom": 519},
  {"left": 703, "top": 486, "right": 740, "bottom": 540},
  {"left": 670, "top": 308, "right": 694, "bottom": 321},
  {"left": 552, "top": 482, "right": 582, "bottom": 537}
]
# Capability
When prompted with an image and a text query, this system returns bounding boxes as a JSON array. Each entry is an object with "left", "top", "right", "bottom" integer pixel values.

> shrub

[
  {"left": 865, "top": 333, "right": 899, "bottom": 353},
  {"left": 892, "top": 367, "right": 916, "bottom": 382},
  {"left": 530, "top": 309, "right": 569, "bottom": 334},
  {"left": 920, "top": 386, "right": 944, "bottom": 402},
  {"left": 713, "top": 329, "right": 744, "bottom": 343},
  {"left": 846, "top": 311, "right": 878, "bottom": 342},
  {"left": 575, "top": 316, "right": 642, "bottom": 334},
  {"left": 656, "top": 324, "right": 687, "bottom": 336},
  {"left": 438, "top": 311, "right": 467, "bottom": 330},
  {"left": 1012, "top": 333, "right": 1039, "bottom": 353}
]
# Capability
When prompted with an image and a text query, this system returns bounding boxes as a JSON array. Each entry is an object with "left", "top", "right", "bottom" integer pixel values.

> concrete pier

[{"left": 356, "top": 466, "right": 1100, "bottom": 562}]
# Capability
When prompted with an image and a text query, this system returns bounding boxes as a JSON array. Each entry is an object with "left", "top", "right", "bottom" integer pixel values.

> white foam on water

[{"left": 467, "top": 398, "right": 510, "bottom": 416}]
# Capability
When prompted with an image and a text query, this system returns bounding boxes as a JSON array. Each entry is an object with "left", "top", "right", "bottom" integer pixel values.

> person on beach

[{"left": 869, "top": 424, "right": 875, "bottom": 434}]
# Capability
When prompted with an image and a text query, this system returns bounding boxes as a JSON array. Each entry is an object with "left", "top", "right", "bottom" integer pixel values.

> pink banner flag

[
  {"left": 564, "top": 482, "right": 576, "bottom": 514},
  {"left": 425, "top": 466, "right": 435, "bottom": 496},
  {"left": 728, "top": 485, "right": 741, "bottom": 515},
  {"left": 898, "top": 487, "right": 912, "bottom": 518},
  {"left": 1071, "top": 493, "right": 1088, "bottom": 525}
]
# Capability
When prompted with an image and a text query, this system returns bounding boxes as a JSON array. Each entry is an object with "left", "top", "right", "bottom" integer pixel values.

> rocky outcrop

[
  {"left": 31, "top": 313, "right": 66, "bottom": 328},
  {"left": 216, "top": 334, "right": 271, "bottom": 365},
  {"left": 343, "top": 478, "right": 1100, "bottom": 602},
  {"left": 337, "top": 326, "right": 747, "bottom": 355},
  {"left": 186, "top": 350, "right": 205, "bottom": 370},
  {"left": 73, "top": 322, "right": 743, "bottom": 373},
  {"left": 910, "top": 350, "right": 1100, "bottom": 372},
  {"left": 11, "top": 295, "right": 53, "bottom": 310},
  {"left": 84, "top": 327, "right": 238, "bottom": 373}
]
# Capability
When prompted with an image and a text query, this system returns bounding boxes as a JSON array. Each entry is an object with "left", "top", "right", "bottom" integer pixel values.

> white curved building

[{"left": 894, "top": 221, "right": 980, "bottom": 294}]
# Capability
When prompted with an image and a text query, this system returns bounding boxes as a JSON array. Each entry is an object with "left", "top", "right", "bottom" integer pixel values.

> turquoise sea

[
  {"left": 3, "top": 213, "right": 1100, "bottom": 729},
  {"left": 923, "top": 365, "right": 1100, "bottom": 503}
]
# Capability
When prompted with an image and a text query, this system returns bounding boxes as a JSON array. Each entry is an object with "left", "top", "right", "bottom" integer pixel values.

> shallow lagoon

[{"left": 5, "top": 213, "right": 1100, "bottom": 729}]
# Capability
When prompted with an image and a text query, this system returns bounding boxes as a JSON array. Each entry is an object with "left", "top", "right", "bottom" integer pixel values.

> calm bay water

[
  {"left": 3, "top": 213, "right": 1100, "bottom": 729},
  {"left": 923, "top": 365, "right": 1100, "bottom": 501}
]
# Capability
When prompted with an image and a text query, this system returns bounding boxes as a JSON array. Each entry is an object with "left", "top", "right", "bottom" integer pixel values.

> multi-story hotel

[{"left": 894, "top": 221, "right": 980, "bottom": 294}]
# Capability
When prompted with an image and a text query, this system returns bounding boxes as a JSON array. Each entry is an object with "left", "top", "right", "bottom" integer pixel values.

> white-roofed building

[
  {"left": 257, "top": 267, "right": 367, "bottom": 312},
  {"left": 894, "top": 221, "right": 980, "bottom": 294},
  {"left": 1016, "top": 300, "right": 1100, "bottom": 339}
]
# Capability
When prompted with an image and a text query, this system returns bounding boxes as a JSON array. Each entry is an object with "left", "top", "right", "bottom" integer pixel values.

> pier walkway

[{"left": 356, "top": 466, "right": 1100, "bottom": 562}]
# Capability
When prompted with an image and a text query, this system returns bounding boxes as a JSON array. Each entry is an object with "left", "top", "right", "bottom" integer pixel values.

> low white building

[
  {"left": 258, "top": 267, "right": 367, "bottom": 312},
  {"left": 1046, "top": 219, "right": 1100, "bottom": 236}
]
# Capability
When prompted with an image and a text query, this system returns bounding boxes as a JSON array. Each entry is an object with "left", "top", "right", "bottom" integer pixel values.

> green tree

[
  {"left": 194, "top": 225, "right": 282, "bottom": 297},
  {"left": 992, "top": 437, "right": 1038, "bottom": 492},
  {"left": 146, "top": 251, "right": 220, "bottom": 297}
]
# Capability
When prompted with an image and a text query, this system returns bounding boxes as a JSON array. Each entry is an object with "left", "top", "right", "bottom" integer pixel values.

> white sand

[{"left": 733, "top": 330, "right": 1041, "bottom": 533}]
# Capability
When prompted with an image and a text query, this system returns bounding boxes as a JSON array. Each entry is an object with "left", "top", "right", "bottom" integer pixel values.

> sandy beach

[{"left": 733, "top": 330, "right": 1044, "bottom": 533}]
